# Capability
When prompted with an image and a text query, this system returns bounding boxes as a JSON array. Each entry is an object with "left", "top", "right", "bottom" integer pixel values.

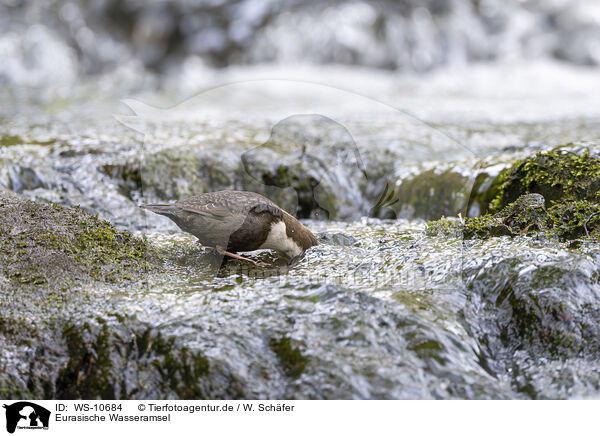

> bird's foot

[{"left": 215, "top": 246, "right": 270, "bottom": 268}]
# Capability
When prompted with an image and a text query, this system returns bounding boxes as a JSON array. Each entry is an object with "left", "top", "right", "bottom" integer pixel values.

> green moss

[
  {"left": 0, "top": 135, "right": 24, "bottom": 146},
  {"left": 425, "top": 218, "right": 462, "bottom": 237},
  {"left": 463, "top": 214, "right": 515, "bottom": 239},
  {"left": 429, "top": 194, "right": 560, "bottom": 239},
  {"left": 56, "top": 321, "right": 115, "bottom": 399},
  {"left": 457, "top": 146, "right": 600, "bottom": 241},
  {"left": 0, "top": 135, "right": 57, "bottom": 147},
  {"left": 0, "top": 194, "right": 156, "bottom": 288},
  {"left": 550, "top": 200, "right": 600, "bottom": 240},
  {"left": 491, "top": 147, "right": 600, "bottom": 212},
  {"left": 150, "top": 333, "right": 211, "bottom": 398},
  {"left": 269, "top": 336, "right": 309, "bottom": 379}
]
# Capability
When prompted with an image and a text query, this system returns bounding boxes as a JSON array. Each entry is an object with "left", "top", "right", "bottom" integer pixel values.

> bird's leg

[{"left": 215, "top": 245, "right": 269, "bottom": 268}]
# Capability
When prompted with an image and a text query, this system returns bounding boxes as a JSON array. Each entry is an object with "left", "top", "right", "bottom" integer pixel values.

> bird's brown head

[{"left": 282, "top": 211, "right": 318, "bottom": 251}]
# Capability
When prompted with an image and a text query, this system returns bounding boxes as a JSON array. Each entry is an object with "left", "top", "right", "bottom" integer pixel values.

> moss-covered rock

[
  {"left": 430, "top": 147, "right": 600, "bottom": 241},
  {"left": 491, "top": 147, "right": 600, "bottom": 210},
  {"left": 460, "top": 193, "right": 553, "bottom": 239},
  {"left": 269, "top": 336, "right": 309, "bottom": 379},
  {"left": 489, "top": 147, "right": 600, "bottom": 240},
  {"left": 0, "top": 190, "right": 156, "bottom": 287},
  {"left": 0, "top": 134, "right": 24, "bottom": 147},
  {"left": 496, "top": 193, "right": 551, "bottom": 229},
  {"left": 52, "top": 318, "right": 217, "bottom": 400},
  {"left": 394, "top": 169, "right": 470, "bottom": 220},
  {"left": 462, "top": 214, "right": 516, "bottom": 239},
  {"left": 426, "top": 211, "right": 521, "bottom": 239},
  {"left": 424, "top": 217, "right": 463, "bottom": 238}
]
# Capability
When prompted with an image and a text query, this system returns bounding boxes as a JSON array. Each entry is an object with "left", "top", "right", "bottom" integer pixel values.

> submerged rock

[{"left": 461, "top": 238, "right": 600, "bottom": 398}]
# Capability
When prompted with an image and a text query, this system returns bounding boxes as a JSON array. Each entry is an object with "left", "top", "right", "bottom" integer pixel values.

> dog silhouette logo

[{"left": 3, "top": 402, "right": 50, "bottom": 433}]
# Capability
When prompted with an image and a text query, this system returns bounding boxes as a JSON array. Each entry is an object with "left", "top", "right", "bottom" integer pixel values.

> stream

[{"left": 1, "top": 0, "right": 600, "bottom": 399}]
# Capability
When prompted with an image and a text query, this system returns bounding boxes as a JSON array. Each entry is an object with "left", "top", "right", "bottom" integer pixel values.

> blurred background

[
  {"left": 3, "top": 1, "right": 600, "bottom": 401},
  {"left": 2, "top": 0, "right": 600, "bottom": 224},
  {"left": 2, "top": 0, "right": 600, "bottom": 100}
]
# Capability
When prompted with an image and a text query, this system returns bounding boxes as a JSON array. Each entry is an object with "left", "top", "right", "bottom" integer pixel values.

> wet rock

[
  {"left": 484, "top": 146, "right": 600, "bottom": 240},
  {"left": 2, "top": 193, "right": 599, "bottom": 399},
  {"left": 139, "top": 149, "right": 239, "bottom": 203},
  {"left": 467, "top": 170, "right": 508, "bottom": 217},
  {"left": 392, "top": 169, "right": 471, "bottom": 220},
  {"left": 433, "top": 147, "right": 600, "bottom": 241},
  {"left": 53, "top": 318, "right": 218, "bottom": 399},
  {"left": 463, "top": 246, "right": 600, "bottom": 398},
  {"left": 429, "top": 194, "right": 557, "bottom": 239},
  {"left": 269, "top": 336, "right": 309, "bottom": 379},
  {"left": 0, "top": 191, "right": 154, "bottom": 287},
  {"left": 123, "top": 115, "right": 375, "bottom": 221}
]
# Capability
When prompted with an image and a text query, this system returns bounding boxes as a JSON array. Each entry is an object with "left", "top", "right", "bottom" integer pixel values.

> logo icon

[{"left": 3, "top": 402, "right": 50, "bottom": 434}]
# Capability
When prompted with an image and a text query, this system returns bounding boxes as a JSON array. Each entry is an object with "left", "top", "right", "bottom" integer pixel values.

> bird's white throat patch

[{"left": 259, "top": 220, "right": 303, "bottom": 258}]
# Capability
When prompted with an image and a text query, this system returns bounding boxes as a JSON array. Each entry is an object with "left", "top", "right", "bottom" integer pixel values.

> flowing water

[{"left": 1, "top": 0, "right": 600, "bottom": 399}]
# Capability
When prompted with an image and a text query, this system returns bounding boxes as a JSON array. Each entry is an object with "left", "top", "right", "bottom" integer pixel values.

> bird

[{"left": 141, "top": 190, "right": 318, "bottom": 267}]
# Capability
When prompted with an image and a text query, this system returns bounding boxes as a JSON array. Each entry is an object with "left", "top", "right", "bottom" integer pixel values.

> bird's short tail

[{"left": 140, "top": 203, "right": 176, "bottom": 218}]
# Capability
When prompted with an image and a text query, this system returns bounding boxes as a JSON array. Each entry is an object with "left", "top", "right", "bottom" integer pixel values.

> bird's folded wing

[
  {"left": 179, "top": 205, "right": 249, "bottom": 243},
  {"left": 180, "top": 203, "right": 232, "bottom": 218},
  {"left": 178, "top": 200, "right": 283, "bottom": 246},
  {"left": 249, "top": 202, "right": 283, "bottom": 218}
]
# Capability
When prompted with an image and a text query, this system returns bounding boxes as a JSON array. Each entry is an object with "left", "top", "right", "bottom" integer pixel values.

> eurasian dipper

[{"left": 141, "top": 190, "right": 318, "bottom": 267}]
